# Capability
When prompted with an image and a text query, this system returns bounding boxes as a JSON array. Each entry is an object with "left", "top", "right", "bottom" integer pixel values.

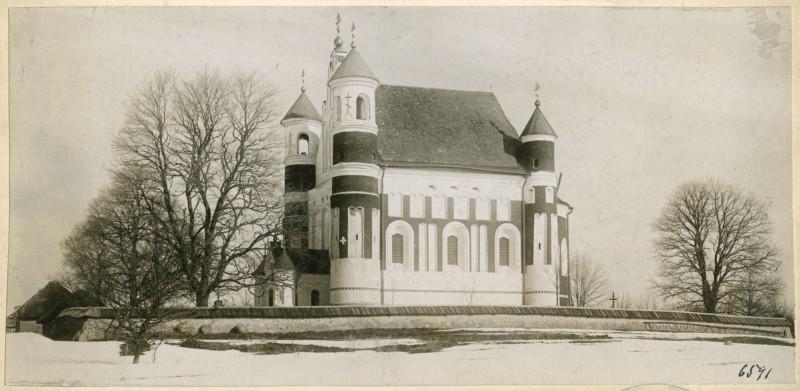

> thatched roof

[
  {"left": 16, "top": 281, "right": 73, "bottom": 321},
  {"left": 376, "top": 85, "right": 525, "bottom": 173}
]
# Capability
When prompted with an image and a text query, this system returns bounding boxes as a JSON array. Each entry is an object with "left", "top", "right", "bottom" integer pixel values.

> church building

[{"left": 254, "top": 22, "right": 572, "bottom": 308}]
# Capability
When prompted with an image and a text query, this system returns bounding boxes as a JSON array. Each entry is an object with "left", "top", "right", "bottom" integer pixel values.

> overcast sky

[{"left": 7, "top": 6, "right": 793, "bottom": 309}]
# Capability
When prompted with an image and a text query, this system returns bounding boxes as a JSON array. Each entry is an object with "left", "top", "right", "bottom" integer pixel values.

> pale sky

[{"left": 7, "top": 6, "right": 793, "bottom": 309}]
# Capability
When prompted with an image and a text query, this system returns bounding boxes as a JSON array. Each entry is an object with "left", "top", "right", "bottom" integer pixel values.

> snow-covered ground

[{"left": 4, "top": 330, "right": 795, "bottom": 386}]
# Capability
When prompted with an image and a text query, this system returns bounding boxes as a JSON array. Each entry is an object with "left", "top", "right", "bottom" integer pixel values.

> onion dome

[
  {"left": 282, "top": 89, "right": 322, "bottom": 122},
  {"left": 521, "top": 99, "right": 557, "bottom": 137},
  {"left": 329, "top": 47, "right": 377, "bottom": 82}
]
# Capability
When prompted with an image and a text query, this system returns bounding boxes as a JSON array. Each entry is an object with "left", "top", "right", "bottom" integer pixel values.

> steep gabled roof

[
  {"left": 521, "top": 102, "right": 557, "bottom": 137},
  {"left": 329, "top": 48, "right": 377, "bottom": 81},
  {"left": 282, "top": 90, "right": 322, "bottom": 122},
  {"left": 375, "top": 85, "right": 525, "bottom": 173},
  {"left": 16, "top": 281, "right": 73, "bottom": 321}
]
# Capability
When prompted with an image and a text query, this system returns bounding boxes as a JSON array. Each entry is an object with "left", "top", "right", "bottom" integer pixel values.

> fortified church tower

[{"left": 271, "top": 16, "right": 572, "bottom": 307}]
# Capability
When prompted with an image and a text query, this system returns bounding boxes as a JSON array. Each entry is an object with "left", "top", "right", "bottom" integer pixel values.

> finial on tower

[
  {"left": 535, "top": 99, "right": 541, "bottom": 107},
  {"left": 334, "top": 13, "right": 343, "bottom": 48},
  {"left": 300, "top": 69, "right": 306, "bottom": 92},
  {"left": 351, "top": 21, "right": 357, "bottom": 48},
  {"left": 533, "top": 82, "right": 541, "bottom": 107}
]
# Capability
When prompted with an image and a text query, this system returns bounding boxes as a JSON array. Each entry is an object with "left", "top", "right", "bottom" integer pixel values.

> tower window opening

[
  {"left": 336, "top": 96, "right": 342, "bottom": 121},
  {"left": 356, "top": 96, "right": 369, "bottom": 120},
  {"left": 533, "top": 158, "right": 539, "bottom": 169},
  {"left": 298, "top": 134, "right": 309, "bottom": 155},
  {"left": 538, "top": 243, "right": 542, "bottom": 250}
]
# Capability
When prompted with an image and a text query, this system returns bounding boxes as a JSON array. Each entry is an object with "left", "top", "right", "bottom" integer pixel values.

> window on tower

[
  {"left": 356, "top": 95, "right": 369, "bottom": 120},
  {"left": 533, "top": 158, "right": 540, "bottom": 169},
  {"left": 336, "top": 96, "right": 342, "bottom": 121},
  {"left": 298, "top": 134, "right": 309, "bottom": 155}
]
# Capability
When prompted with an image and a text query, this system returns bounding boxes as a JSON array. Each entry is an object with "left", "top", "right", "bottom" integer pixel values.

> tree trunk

[{"left": 195, "top": 293, "right": 209, "bottom": 307}]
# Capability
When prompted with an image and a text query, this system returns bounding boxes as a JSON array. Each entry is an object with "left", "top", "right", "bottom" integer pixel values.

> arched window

[
  {"left": 356, "top": 95, "right": 369, "bottom": 120},
  {"left": 392, "top": 234, "right": 404, "bottom": 263},
  {"left": 447, "top": 236, "right": 458, "bottom": 265},
  {"left": 442, "top": 222, "right": 469, "bottom": 270},
  {"left": 386, "top": 220, "right": 414, "bottom": 269},
  {"left": 498, "top": 237, "right": 510, "bottom": 266},
  {"left": 298, "top": 134, "right": 309, "bottom": 155},
  {"left": 494, "top": 223, "right": 521, "bottom": 271},
  {"left": 336, "top": 96, "right": 342, "bottom": 121},
  {"left": 310, "top": 289, "right": 320, "bottom": 306}
]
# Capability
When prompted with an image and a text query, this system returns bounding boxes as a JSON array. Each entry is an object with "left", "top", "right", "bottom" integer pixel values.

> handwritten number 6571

[{"left": 739, "top": 364, "right": 772, "bottom": 381}]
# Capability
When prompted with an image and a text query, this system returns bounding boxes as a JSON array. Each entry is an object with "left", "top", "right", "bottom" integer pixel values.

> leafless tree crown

[{"left": 653, "top": 179, "right": 779, "bottom": 313}]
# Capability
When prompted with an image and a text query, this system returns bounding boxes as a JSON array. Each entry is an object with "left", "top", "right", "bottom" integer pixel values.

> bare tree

[
  {"left": 570, "top": 253, "right": 609, "bottom": 307},
  {"left": 653, "top": 179, "right": 778, "bottom": 313},
  {"left": 62, "top": 220, "right": 114, "bottom": 304},
  {"left": 114, "top": 70, "right": 284, "bottom": 306},
  {"left": 719, "top": 266, "right": 783, "bottom": 316},
  {"left": 616, "top": 291, "right": 662, "bottom": 310},
  {"left": 63, "top": 171, "right": 184, "bottom": 363}
]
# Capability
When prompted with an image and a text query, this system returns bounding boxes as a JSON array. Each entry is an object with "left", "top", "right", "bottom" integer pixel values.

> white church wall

[
  {"left": 383, "top": 168, "right": 524, "bottom": 201},
  {"left": 381, "top": 269, "right": 523, "bottom": 305},
  {"left": 296, "top": 274, "right": 330, "bottom": 306}
]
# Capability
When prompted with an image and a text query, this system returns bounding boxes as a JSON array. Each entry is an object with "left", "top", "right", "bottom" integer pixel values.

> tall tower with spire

[
  {"left": 281, "top": 73, "right": 323, "bottom": 249},
  {"left": 325, "top": 20, "right": 383, "bottom": 305},
  {"left": 519, "top": 99, "right": 569, "bottom": 306}
]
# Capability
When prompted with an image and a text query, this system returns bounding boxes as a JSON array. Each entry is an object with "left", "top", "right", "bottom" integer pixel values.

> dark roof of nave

[
  {"left": 375, "top": 85, "right": 526, "bottom": 173},
  {"left": 282, "top": 90, "right": 323, "bottom": 122},
  {"left": 254, "top": 247, "right": 330, "bottom": 276}
]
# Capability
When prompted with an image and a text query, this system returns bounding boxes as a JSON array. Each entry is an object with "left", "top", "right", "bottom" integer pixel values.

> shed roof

[{"left": 254, "top": 247, "right": 330, "bottom": 276}]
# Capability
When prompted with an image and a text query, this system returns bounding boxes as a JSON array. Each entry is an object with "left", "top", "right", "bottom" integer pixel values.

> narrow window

[
  {"left": 336, "top": 96, "right": 342, "bottom": 121},
  {"left": 298, "top": 134, "right": 309, "bottom": 155},
  {"left": 392, "top": 233, "right": 404, "bottom": 263},
  {"left": 310, "top": 290, "right": 320, "bottom": 306},
  {"left": 268, "top": 289, "right": 274, "bottom": 307},
  {"left": 499, "top": 237, "right": 510, "bottom": 266},
  {"left": 356, "top": 96, "right": 368, "bottom": 120},
  {"left": 447, "top": 236, "right": 458, "bottom": 265},
  {"left": 533, "top": 158, "right": 539, "bottom": 169}
]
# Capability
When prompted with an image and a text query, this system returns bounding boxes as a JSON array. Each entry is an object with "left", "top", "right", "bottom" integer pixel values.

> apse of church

[{"left": 254, "top": 17, "right": 572, "bottom": 307}]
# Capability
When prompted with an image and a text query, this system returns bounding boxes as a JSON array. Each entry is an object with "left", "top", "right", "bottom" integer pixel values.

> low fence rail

[{"left": 58, "top": 305, "right": 791, "bottom": 328}]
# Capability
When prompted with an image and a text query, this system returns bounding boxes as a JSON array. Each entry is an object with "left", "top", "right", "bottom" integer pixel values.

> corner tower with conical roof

[
  {"left": 519, "top": 99, "right": 571, "bottom": 306},
  {"left": 326, "top": 24, "right": 382, "bottom": 305},
  {"left": 281, "top": 87, "right": 323, "bottom": 249}
]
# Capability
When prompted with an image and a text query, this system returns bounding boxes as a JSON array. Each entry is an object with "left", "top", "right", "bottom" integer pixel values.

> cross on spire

[
  {"left": 351, "top": 21, "right": 357, "bottom": 48},
  {"left": 300, "top": 69, "right": 305, "bottom": 92}
]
